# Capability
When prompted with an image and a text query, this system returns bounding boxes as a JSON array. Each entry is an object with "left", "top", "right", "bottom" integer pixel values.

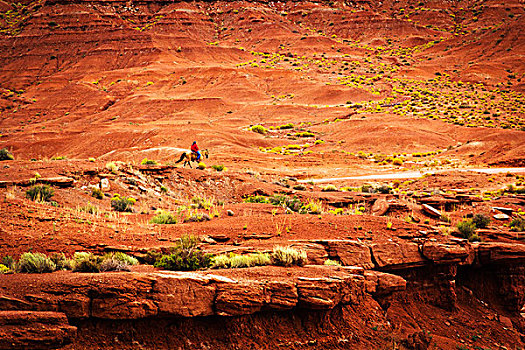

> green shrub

[
  {"left": 510, "top": 217, "right": 525, "bottom": 232},
  {"left": 111, "top": 195, "right": 135, "bottom": 212},
  {"left": 271, "top": 246, "right": 308, "bottom": 267},
  {"left": 197, "top": 162, "right": 206, "bottom": 170},
  {"left": 321, "top": 184, "right": 338, "bottom": 192},
  {"left": 191, "top": 196, "right": 213, "bottom": 209},
  {"left": 472, "top": 213, "right": 491, "bottom": 229},
  {"left": 154, "top": 235, "right": 212, "bottom": 271},
  {"left": 457, "top": 219, "right": 476, "bottom": 239},
  {"left": 99, "top": 252, "right": 138, "bottom": 272},
  {"left": 211, "top": 164, "right": 225, "bottom": 172},
  {"left": 324, "top": 259, "right": 341, "bottom": 266},
  {"left": 392, "top": 158, "right": 403, "bottom": 166},
  {"left": 269, "top": 195, "right": 303, "bottom": 212},
  {"left": 150, "top": 210, "right": 177, "bottom": 224},
  {"left": 278, "top": 123, "right": 294, "bottom": 130},
  {"left": 26, "top": 185, "right": 54, "bottom": 202},
  {"left": 250, "top": 125, "right": 267, "bottom": 134},
  {"left": 243, "top": 195, "right": 268, "bottom": 203},
  {"left": 377, "top": 184, "right": 392, "bottom": 194},
  {"left": 141, "top": 158, "right": 158, "bottom": 165},
  {"left": 0, "top": 148, "right": 14, "bottom": 161},
  {"left": 18, "top": 252, "right": 56, "bottom": 273},
  {"left": 72, "top": 252, "right": 102, "bottom": 272},
  {"left": 300, "top": 199, "right": 324, "bottom": 214},
  {"left": 2, "top": 256, "right": 15, "bottom": 270},
  {"left": 49, "top": 252, "right": 73, "bottom": 270},
  {"left": 212, "top": 252, "right": 271, "bottom": 269},
  {"left": 144, "top": 249, "right": 162, "bottom": 265},
  {"left": 103, "top": 252, "right": 138, "bottom": 266},
  {"left": 100, "top": 258, "right": 131, "bottom": 272},
  {"left": 105, "top": 162, "right": 118, "bottom": 174},
  {"left": 78, "top": 203, "right": 99, "bottom": 215},
  {"left": 295, "top": 132, "right": 315, "bottom": 138},
  {"left": 91, "top": 187, "right": 104, "bottom": 200}
]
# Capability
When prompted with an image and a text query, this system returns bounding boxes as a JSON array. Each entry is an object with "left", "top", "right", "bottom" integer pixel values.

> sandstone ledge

[{"left": 0, "top": 266, "right": 401, "bottom": 321}]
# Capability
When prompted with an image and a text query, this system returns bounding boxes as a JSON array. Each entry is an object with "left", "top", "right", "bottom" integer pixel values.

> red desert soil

[{"left": 0, "top": 0, "right": 524, "bottom": 349}]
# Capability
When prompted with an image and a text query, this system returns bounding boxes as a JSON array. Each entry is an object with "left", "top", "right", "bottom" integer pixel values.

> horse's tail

[{"left": 175, "top": 152, "right": 186, "bottom": 163}]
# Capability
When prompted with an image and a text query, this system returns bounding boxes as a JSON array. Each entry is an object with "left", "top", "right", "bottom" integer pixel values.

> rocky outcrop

[
  {"left": 370, "top": 241, "right": 424, "bottom": 269},
  {"left": 0, "top": 267, "right": 404, "bottom": 322},
  {"left": 476, "top": 242, "right": 525, "bottom": 265},
  {"left": 0, "top": 311, "right": 76, "bottom": 350}
]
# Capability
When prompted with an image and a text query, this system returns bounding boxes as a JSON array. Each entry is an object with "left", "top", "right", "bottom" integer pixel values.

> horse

[{"left": 175, "top": 149, "right": 209, "bottom": 168}]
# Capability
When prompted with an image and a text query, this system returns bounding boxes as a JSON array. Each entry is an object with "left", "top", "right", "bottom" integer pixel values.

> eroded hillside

[{"left": 1, "top": 1, "right": 525, "bottom": 349}]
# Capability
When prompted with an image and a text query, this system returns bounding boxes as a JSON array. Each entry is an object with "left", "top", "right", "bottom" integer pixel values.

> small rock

[
  {"left": 226, "top": 210, "right": 234, "bottom": 216},
  {"left": 100, "top": 178, "right": 110, "bottom": 191},
  {"left": 445, "top": 321, "right": 451, "bottom": 326},
  {"left": 499, "top": 315, "right": 513, "bottom": 329},
  {"left": 493, "top": 213, "right": 510, "bottom": 220}
]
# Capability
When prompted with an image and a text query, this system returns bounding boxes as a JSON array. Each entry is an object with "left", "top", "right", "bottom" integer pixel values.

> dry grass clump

[{"left": 271, "top": 246, "right": 308, "bottom": 267}]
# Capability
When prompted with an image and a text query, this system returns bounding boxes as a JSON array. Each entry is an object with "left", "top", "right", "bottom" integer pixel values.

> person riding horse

[
  {"left": 175, "top": 143, "right": 208, "bottom": 168},
  {"left": 191, "top": 141, "right": 201, "bottom": 162}
]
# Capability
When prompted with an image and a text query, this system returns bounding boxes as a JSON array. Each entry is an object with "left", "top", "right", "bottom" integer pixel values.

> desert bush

[
  {"left": 26, "top": 185, "right": 54, "bottom": 202},
  {"left": 18, "top": 252, "right": 56, "bottom": 273},
  {"left": 250, "top": 125, "right": 267, "bottom": 134},
  {"left": 472, "top": 213, "right": 491, "bottom": 229},
  {"left": 243, "top": 195, "right": 268, "bottom": 203},
  {"left": 271, "top": 246, "right": 308, "bottom": 267},
  {"left": 377, "top": 184, "right": 392, "bottom": 194},
  {"left": 0, "top": 148, "right": 14, "bottom": 161},
  {"left": 91, "top": 187, "right": 104, "bottom": 200},
  {"left": 295, "top": 132, "right": 315, "bottom": 138},
  {"left": 111, "top": 195, "right": 135, "bottom": 212},
  {"left": 150, "top": 210, "right": 177, "bottom": 224},
  {"left": 269, "top": 195, "right": 303, "bottom": 212},
  {"left": 321, "top": 184, "right": 338, "bottom": 192},
  {"left": 141, "top": 158, "right": 158, "bottom": 165},
  {"left": 211, "top": 164, "right": 225, "bottom": 172},
  {"left": 191, "top": 196, "right": 213, "bottom": 209},
  {"left": 2, "top": 256, "right": 15, "bottom": 270},
  {"left": 144, "top": 249, "right": 162, "bottom": 265},
  {"left": 0, "top": 264, "right": 9, "bottom": 274},
  {"left": 100, "top": 258, "right": 131, "bottom": 272},
  {"left": 212, "top": 252, "right": 271, "bottom": 269},
  {"left": 324, "top": 259, "right": 341, "bottom": 266},
  {"left": 278, "top": 123, "right": 294, "bottom": 129},
  {"left": 392, "top": 158, "right": 403, "bottom": 166},
  {"left": 49, "top": 252, "right": 73, "bottom": 270},
  {"left": 103, "top": 252, "right": 138, "bottom": 266},
  {"left": 457, "top": 219, "right": 476, "bottom": 239},
  {"left": 293, "top": 184, "right": 306, "bottom": 191},
  {"left": 154, "top": 235, "right": 212, "bottom": 271},
  {"left": 105, "top": 162, "right": 118, "bottom": 174},
  {"left": 510, "top": 217, "right": 525, "bottom": 232},
  {"left": 183, "top": 212, "right": 210, "bottom": 223},
  {"left": 197, "top": 162, "right": 206, "bottom": 170},
  {"left": 300, "top": 199, "right": 324, "bottom": 214},
  {"left": 72, "top": 252, "right": 102, "bottom": 273},
  {"left": 99, "top": 252, "right": 137, "bottom": 272},
  {"left": 78, "top": 203, "right": 99, "bottom": 215}
]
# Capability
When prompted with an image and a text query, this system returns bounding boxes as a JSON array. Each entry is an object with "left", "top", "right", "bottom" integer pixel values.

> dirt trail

[{"left": 300, "top": 167, "right": 525, "bottom": 183}]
